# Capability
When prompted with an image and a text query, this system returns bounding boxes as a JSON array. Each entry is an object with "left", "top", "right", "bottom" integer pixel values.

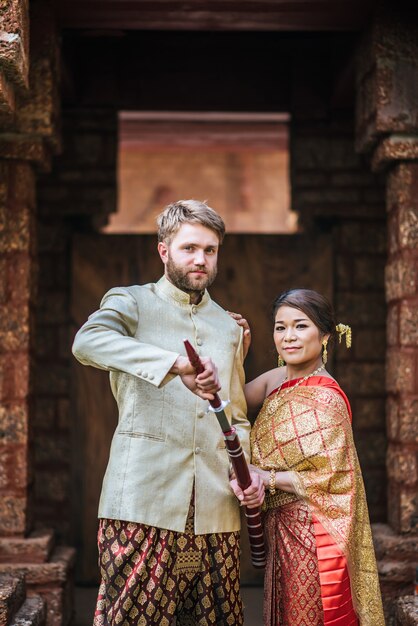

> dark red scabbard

[{"left": 184, "top": 339, "right": 266, "bottom": 568}]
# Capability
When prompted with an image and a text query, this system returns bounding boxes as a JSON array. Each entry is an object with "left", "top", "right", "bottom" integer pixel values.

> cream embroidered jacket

[{"left": 72, "top": 275, "right": 249, "bottom": 534}]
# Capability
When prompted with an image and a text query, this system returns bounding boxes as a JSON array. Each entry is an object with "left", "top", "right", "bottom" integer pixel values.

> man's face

[{"left": 158, "top": 223, "right": 219, "bottom": 294}]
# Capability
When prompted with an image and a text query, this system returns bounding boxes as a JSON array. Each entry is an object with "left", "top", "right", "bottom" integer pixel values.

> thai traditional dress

[{"left": 250, "top": 376, "right": 385, "bottom": 626}]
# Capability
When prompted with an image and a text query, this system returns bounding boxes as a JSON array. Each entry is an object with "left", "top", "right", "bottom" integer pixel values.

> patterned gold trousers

[{"left": 93, "top": 511, "right": 242, "bottom": 626}]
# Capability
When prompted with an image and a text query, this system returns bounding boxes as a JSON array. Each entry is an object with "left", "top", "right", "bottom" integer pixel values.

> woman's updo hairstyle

[{"left": 273, "top": 288, "right": 336, "bottom": 344}]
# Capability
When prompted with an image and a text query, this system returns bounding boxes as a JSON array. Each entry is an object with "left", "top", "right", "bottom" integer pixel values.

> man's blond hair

[{"left": 157, "top": 200, "right": 225, "bottom": 243}]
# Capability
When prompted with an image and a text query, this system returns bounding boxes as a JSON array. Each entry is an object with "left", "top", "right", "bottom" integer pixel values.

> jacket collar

[{"left": 156, "top": 275, "right": 210, "bottom": 307}]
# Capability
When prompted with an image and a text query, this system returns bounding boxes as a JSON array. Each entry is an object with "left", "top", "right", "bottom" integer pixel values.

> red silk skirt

[{"left": 263, "top": 501, "right": 359, "bottom": 626}]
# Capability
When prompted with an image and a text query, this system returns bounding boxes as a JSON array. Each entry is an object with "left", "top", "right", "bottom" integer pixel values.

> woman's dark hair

[{"left": 273, "top": 288, "right": 336, "bottom": 342}]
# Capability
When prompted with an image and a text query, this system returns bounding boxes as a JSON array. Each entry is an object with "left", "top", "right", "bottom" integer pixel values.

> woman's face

[{"left": 274, "top": 305, "right": 328, "bottom": 367}]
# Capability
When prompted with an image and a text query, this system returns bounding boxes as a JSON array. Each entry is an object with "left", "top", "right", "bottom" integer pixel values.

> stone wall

[
  {"left": 290, "top": 117, "right": 388, "bottom": 521},
  {"left": 34, "top": 108, "right": 117, "bottom": 542}
]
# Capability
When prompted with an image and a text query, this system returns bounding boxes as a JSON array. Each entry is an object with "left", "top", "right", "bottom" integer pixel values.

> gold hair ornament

[{"left": 336, "top": 323, "right": 352, "bottom": 348}]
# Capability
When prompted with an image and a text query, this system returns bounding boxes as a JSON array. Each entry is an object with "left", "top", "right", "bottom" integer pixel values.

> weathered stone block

[
  {"left": 398, "top": 396, "right": 418, "bottom": 443},
  {"left": 385, "top": 256, "right": 418, "bottom": 302},
  {"left": 0, "top": 529, "right": 54, "bottom": 564},
  {"left": 0, "top": 574, "right": 25, "bottom": 626},
  {"left": 0, "top": 207, "right": 31, "bottom": 254},
  {"left": 6, "top": 253, "right": 33, "bottom": 304},
  {"left": 387, "top": 445, "right": 418, "bottom": 486},
  {"left": 0, "top": 304, "right": 30, "bottom": 351},
  {"left": 373, "top": 135, "right": 418, "bottom": 172},
  {"left": 0, "top": 402, "right": 28, "bottom": 444},
  {"left": 395, "top": 595, "right": 418, "bottom": 625},
  {"left": 388, "top": 484, "right": 418, "bottom": 534},
  {"left": 0, "top": 547, "right": 75, "bottom": 626},
  {"left": 373, "top": 523, "right": 418, "bottom": 562},
  {"left": 0, "top": 443, "right": 29, "bottom": 489},
  {"left": 387, "top": 396, "right": 399, "bottom": 441},
  {"left": 8, "top": 164, "right": 36, "bottom": 210},
  {"left": 0, "top": 494, "right": 28, "bottom": 535},
  {"left": 387, "top": 303, "right": 399, "bottom": 347},
  {"left": 0, "top": 0, "right": 29, "bottom": 89},
  {"left": 386, "top": 349, "right": 416, "bottom": 394},
  {"left": 399, "top": 300, "right": 418, "bottom": 347},
  {"left": 11, "top": 595, "right": 46, "bottom": 626}
]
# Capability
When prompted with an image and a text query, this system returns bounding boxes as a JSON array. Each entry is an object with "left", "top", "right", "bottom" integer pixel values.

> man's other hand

[{"left": 229, "top": 471, "right": 265, "bottom": 509}]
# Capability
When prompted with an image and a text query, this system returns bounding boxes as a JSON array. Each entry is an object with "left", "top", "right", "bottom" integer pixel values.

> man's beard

[{"left": 166, "top": 255, "right": 217, "bottom": 295}]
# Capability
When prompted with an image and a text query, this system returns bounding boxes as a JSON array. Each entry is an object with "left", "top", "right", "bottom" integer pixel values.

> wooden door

[{"left": 71, "top": 233, "right": 332, "bottom": 583}]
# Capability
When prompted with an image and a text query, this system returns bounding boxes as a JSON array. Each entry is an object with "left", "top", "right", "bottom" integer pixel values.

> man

[{"left": 72, "top": 200, "right": 264, "bottom": 626}]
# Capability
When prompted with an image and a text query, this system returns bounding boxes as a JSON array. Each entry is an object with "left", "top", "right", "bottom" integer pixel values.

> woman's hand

[{"left": 227, "top": 311, "right": 251, "bottom": 359}]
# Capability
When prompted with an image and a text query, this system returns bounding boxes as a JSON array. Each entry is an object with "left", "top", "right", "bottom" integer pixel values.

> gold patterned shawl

[{"left": 251, "top": 382, "right": 385, "bottom": 626}]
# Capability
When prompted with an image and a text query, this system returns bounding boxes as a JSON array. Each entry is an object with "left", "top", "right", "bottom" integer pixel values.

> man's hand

[
  {"left": 171, "top": 355, "right": 221, "bottom": 400},
  {"left": 229, "top": 470, "right": 265, "bottom": 509},
  {"left": 227, "top": 311, "right": 251, "bottom": 359}
]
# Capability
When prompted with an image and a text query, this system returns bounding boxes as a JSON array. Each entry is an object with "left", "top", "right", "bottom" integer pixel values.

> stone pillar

[
  {"left": 356, "top": 7, "right": 418, "bottom": 621},
  {"left": 0, "top": 2, "right": 74, "bottom": 625}
]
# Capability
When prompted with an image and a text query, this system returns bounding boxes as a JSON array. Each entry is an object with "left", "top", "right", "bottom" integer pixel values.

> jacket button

[
  {"left": 142, "top": 372, "right": 148, "bottom": 378},
  {"left": 191, "top": 305, "right": 197, "bottom": 314},
  {"left": 196, "top": 338, "right": 202, "bottom": 346},
  {"left": 195, "top": 446, "right": 201, "bottom": 454},
  {"left": 197, "top": 411, "right": 205, "bottom": 419},
  {"left": 137, "top": 370, "right": 142, "bottom": 376},
  {"left": 148, "top": 374, "right": 154, "bottom": 381}
]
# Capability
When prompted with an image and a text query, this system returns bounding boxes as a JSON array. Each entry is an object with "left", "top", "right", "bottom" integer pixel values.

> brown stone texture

[
  {"left": 384, "top": 162, "right": 418, "bottom": 536},
  {"left": 395, "top": 596, "right": 418, "bottom": 626},
  {"left": 15, "top": 1, "right": 60, "bottom": 152},
  {"left": 356, "top": 10, "right": 418, "bottom": 154},
  {"left": 0, "top": 574, "right": 25, "bottom": 626},
  {"left": 0, "top": 0, "right": 29, "bottom": 90},
  {"left": 291, "top": 116, "right": 387, "bottom": 522},
  {"left": 373, "top": 524, "right": 418, "bottom": 623},
  {"left": 0, "top": 160, "right": 37, "bottom": 536},
  {"left": 0, "top": 547, "right": 75, "bottom": 626}
]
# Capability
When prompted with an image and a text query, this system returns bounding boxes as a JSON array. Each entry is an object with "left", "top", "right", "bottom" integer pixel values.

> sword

[{"left": 184, "top": 339, "right": 266, "bottom": 569}]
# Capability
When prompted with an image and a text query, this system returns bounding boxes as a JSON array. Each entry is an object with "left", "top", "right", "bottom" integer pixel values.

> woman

[{"left": 231, "top": 289, "right": 384, "bottom": 626}]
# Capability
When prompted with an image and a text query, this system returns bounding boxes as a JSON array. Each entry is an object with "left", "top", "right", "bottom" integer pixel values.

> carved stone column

[
  {"left": 356, "top": 7, "right": 418, "bottom": 622},
  {"left": 0, "top": 2, "right": 74, "bottom": 625}
]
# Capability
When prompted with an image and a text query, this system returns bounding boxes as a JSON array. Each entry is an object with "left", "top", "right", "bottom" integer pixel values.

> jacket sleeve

[
  {"left": 229, "top": 328, "right": 251, "bottom": 460},
  {"left": 72, "top": 287, "right": 180, "bottom": 388}
]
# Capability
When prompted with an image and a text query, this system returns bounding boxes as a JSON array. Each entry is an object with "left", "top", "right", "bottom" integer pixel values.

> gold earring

[
  {"left": 322, "top": 339, "right": 328, "bottom": 365},
  {"left": 277, "top": 355, "right": 285, "bottom": 367}
]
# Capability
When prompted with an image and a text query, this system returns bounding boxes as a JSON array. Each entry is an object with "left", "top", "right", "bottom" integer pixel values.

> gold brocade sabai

[{"left": 251, "top": 385, "right": 385, "bottom": 626}]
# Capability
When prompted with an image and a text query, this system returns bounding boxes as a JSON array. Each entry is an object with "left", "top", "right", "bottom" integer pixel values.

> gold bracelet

[{"left": 269, "top": 469, "right": 276, "bottom": 495}]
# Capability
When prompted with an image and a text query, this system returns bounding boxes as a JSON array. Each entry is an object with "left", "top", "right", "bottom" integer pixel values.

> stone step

[
  {"left": 0, "top": 576, "right": 25, "bottom": 626},
  {"left": 10, "top": 596, "right": 46, "bottom": 626},
  {"left": 0, "top": 531, "right": 55, "bottom": 565},
  {"left": 373, "top": 523, "right": 418, "bottom": 562},
  {"left": 0, "top": 548, "right": 75, "bottom": 626}
]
